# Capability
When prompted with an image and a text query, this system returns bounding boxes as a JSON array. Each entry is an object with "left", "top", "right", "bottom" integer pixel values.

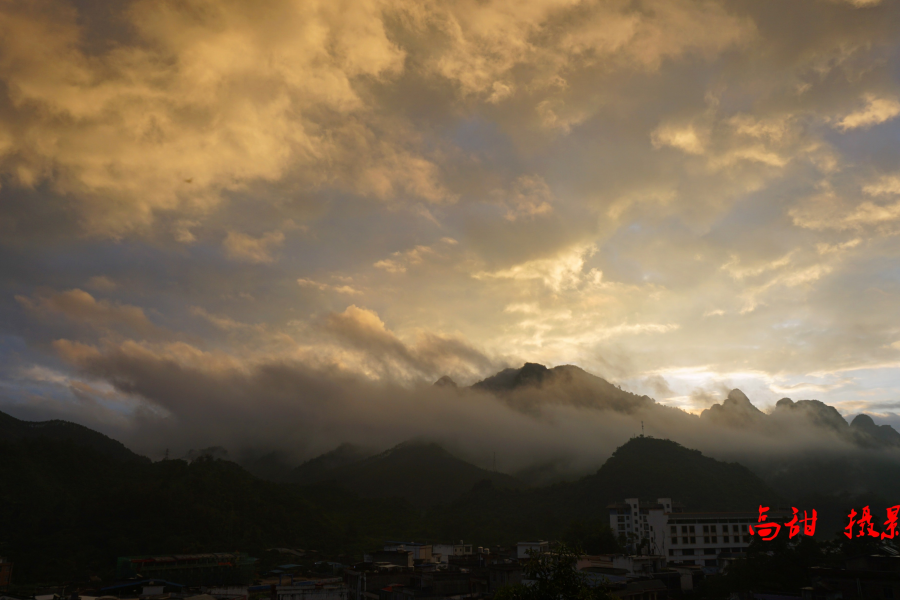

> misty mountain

[
  {"left": 467, "top": 362, "right": 900, "bottom": 454},
  {"left": 850, "top": 413, "right": 900, "bottom": 447},
  {"left": 0, "top": 436, "right": 418, "bottom": 584},
  {"left": 436, "top": 436, "right": 780, "bottom": 542},
  {"left": 8, "top": 405, "right": 895, "bottom": 587},
  {"left": 290, "top": 440, "right": 523, "bottom": 507},
  {"left": 292, "top": 442, "right": 374, "bottom": 484},
  {"left": 700, "top": 389, "right": 900, "bottom": 449},
  {"left": 1, "top": 413, "right": 786, "bottom": 584},
  {"left": 467, "top": 362, "right": 655, "bottom": 414},
  {"left": 0, "top": 408, "right": 148, "bottom": 463}
]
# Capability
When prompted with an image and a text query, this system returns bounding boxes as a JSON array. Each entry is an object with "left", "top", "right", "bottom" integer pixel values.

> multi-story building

[
  {"left": 608, "top": 499, "right": 787, "bottom": 571},
  {"left": 608, "top": 498, "right": 674, "bottom": 555},
  {"left": 666, "top": 510, "right": 790, "bottom": 568}
]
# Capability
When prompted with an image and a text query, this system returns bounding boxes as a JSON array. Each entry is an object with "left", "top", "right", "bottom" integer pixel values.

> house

[
  {"left": 382, "top": 543, "right": 433, "bottom": 563},
  {"left": 369, "top": 551, "right": 414, "bottom": 569},
  {"left": 516, "top": 541, "right": 549, "bottom": 560},
  {"left": 345, "top": 566, "right": 414, "bottom": 600},
  {"left": 275, "top": 581, "right": 347, "bottom": 600},
  {"left": 609, "top": 578, "right": 667, "bottom": 600},
  {"left": 116, "top": 553, "right": 256, "bottom": 586},
  {"left": 804, "top": 554, "right": 900, "bottom": 599},
  {"left": 432, "top": 542, "right": 472, "bottom": 565}
]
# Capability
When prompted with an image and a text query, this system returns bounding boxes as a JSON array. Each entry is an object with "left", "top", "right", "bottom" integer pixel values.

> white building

[
  {"left": 432, "top": 541, "right": 473, "bottom": 564},
  {"left": 608, "top": 499, "right": 786, "bottom": 571},
  {"left": 608, "top": 497, "right": 672, "bottom": 555},
  {"left": 666, "top": 510, "right": 782, "bottom": 569},
  {"left": 516, "top": 541, "right": 549, "bottom": 560}
]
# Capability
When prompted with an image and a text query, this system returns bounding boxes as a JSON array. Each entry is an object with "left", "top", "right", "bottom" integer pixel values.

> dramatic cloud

[{"left": 2, "top": 0, "right": 900, "bottom": 469}]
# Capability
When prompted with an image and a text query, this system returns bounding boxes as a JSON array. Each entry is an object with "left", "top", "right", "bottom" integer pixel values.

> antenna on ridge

[{"left": 641, "top": 421, "right": 644, "bottom": 437}]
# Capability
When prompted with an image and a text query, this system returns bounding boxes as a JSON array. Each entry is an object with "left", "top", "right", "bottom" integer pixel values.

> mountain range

[
  {"left": 4, "top": 361, "right": 900, "bottom": 584},
  {"left": 1, "top": 409, "right": 775, "bottom": 584}
]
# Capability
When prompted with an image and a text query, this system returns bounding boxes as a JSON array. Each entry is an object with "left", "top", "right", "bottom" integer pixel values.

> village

[{"left": 4, "top": 499, "right": 898, "bottom": 600}]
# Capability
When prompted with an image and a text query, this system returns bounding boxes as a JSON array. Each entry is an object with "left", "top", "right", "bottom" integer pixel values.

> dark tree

[
  {"left": 562, "top": 519, "right": 620, "bottom": 555},
  {"left": 495, "top": 544, "right": 614, "bottom": 600}
]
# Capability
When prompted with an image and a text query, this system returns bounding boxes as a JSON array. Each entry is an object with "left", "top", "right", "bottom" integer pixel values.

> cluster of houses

[{"left": 345, "top": 539, "right": 679, "bottom": 600}]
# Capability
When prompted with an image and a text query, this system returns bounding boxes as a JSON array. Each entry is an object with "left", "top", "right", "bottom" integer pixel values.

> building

[
  {"left": 368, "top": 551, "right": 413, "bottom": 569},
  {"left": 608, "top": 498, "right": 674, "bottom": 555},
  {"left": 608, "top": 498, "right": 787, "bottom": 571},
  {"left": 667, "top": 510, "right": 786, "bottom": 569},
  {"left": 345, "top": 568, "right": 414, "bottom": 600},
  {"left": 609, "top": 579, "right": 667, "bottom": 600},
  {"left": 382, "top": 544, "right": 433, "bottom": 563},
  {"left": 431, "top": 543, "right": 472, "bottom": 564},
  {"left": 275, "top": 581, "right": 347, "bottom": 600},
  {"left": 0, "top": 557, "right": 11, "bottom": 591},
  {"left": 100, "top": 578, "right": 187, "bottom": 597},
  {"left": 374, "top": 571, "right": 474, "bottom": 600},
  {"left": 516, "top": 541, "right": 549, "bottom": 560},
  {"left": 116, "top": 553, "right": 256, "bottom": 586},
  {"left": 577, "top": 555, "right": 666, "bottom": 577},
  {"left": 803, "top": 554, "right": 900, "bottom": 599}
]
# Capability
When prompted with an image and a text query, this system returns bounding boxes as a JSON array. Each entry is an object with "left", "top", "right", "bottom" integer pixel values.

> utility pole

[{"left": 641, "top": 421, "right": 644, "bottom": 437}]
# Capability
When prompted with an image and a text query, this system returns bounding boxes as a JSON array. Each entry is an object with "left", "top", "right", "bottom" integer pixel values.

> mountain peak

[
  {"left": 727, "top": 388, "right": 751, "bottom": 404},
  {"left": 514, "top": 362, "right": 549, "bottom": 386},
  {"left": 851, "top": 413, "right": 876, "bottom": 428},
  {"left": 434, "top": 375, "right": 458, "bottom": 388},
  {"left": 849, "top": 413, "right": 900, "bottom": 448},
  {"left": 700, "top": 389, "right": 764, "bottom": 426}
]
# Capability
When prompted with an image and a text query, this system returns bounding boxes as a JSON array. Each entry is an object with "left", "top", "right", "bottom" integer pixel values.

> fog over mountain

[{"left": 7, "top": 354, "right": 900, "bottom": 495}]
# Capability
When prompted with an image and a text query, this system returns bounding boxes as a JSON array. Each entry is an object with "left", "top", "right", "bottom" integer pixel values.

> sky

[{"left": 2, "top": 0, "right": 900, "bottom": 463}]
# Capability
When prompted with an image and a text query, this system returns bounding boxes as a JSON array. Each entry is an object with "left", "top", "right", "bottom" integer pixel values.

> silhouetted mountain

[
  {"left": 0, "top": 437, "right": 417, "bottom": 584},
  {"left": 433, "top": 375, "right": 458, "bottom": 388},
  {"left": 576, "top": 436, "right": 779, "bottom": 510},
  {"left": 293, "top": 440, "right": 523, "bottom": 507},
  {"left": 292, "top": 442, "right": 373, "bottom": 483},
  {"left": 775, "top": 398, "right": 849, "bottom": 435},
  {"left": 850, "top": 414, "right": 900, "bottom": 447},
  {"left": 0, "top": 409, "right": 148, "bottom": 463},
  {"left": 241, "top": 450, "right": 298, "bottom": 482},
  {"left": 437, "top": 436, "right": 780, "bottom": 543},
  {"left": 701, "top": 389, "right": 766, "bottom": 427}
]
